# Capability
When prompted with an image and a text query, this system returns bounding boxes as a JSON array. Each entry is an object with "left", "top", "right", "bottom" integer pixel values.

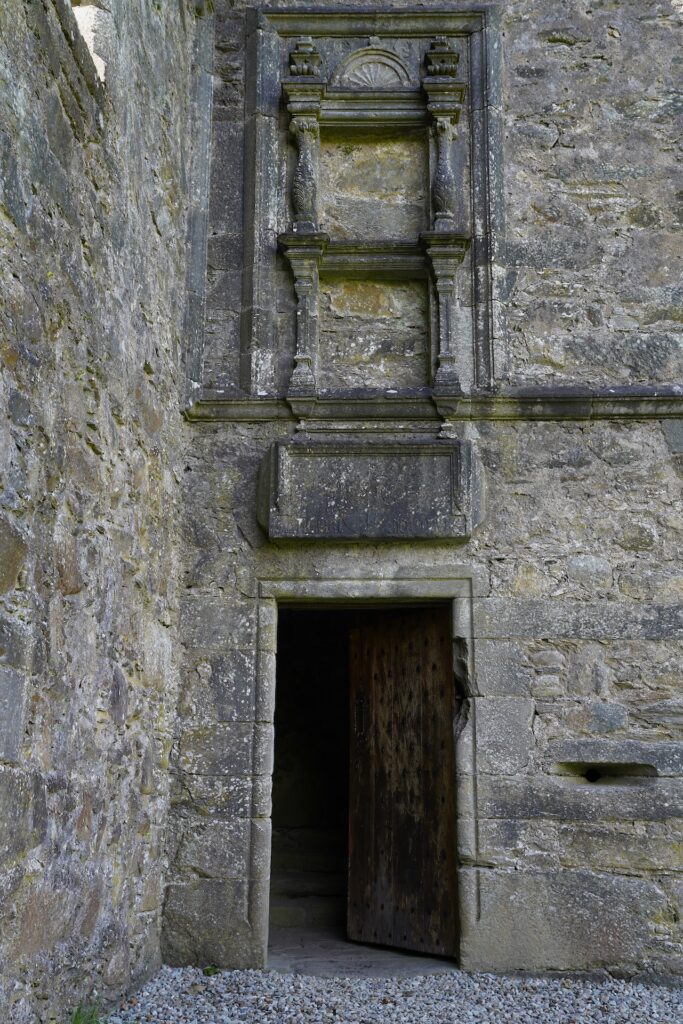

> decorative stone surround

[{"left": 241, "top": 10, "right": 496, "bottom": 405}]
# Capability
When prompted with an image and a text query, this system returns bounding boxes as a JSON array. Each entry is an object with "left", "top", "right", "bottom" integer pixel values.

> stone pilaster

[
  {"left": 421, "top": 231, "right": 469, "bottom": 391},
  {"left": 278, "top": 233, "right": 329, "bottom": 396}
]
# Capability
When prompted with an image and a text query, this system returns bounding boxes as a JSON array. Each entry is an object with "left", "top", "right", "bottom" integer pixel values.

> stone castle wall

[
  {"left": 0, "top": 2, "right": 202, "bottom": 1020},
  {"left": 168, "top": 0, "right": 683, "bottom": 981},
  {"left": 0, "top": 0, "right": 681, "bottom": 1019}
]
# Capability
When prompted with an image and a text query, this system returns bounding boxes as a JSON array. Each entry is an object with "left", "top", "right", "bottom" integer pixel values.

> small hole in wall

[{"left": 556, "top": 762, "right": 658, "bottom": 785}]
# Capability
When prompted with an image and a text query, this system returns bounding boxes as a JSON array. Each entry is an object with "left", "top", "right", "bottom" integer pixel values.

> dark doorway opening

[
  {"left": 271, "top": 609, "right": 352, "bottom": 935},
  {"left": 270, "top": 604, "right": 460, "bottom": 963}
]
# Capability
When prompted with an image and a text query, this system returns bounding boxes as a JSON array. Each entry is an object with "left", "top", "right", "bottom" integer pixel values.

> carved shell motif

[
  {"left": 342, "top": 60, "right": 405, "bottom": 88},
  {"left": 333, "top": 46, "right": 413, "bottom": 89}
]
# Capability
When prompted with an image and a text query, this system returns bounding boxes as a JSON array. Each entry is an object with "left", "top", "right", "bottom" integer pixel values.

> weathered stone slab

[
  {"left": 0, "top": 668, "right": 25, "bottom": 764},
  {"left": 176, "top": 819, "right": 251, "bottom": 880},
  {"left": 474, "top": 818, "right": 683, "bottom": 873},
  {"left": 0, "top": 517, "right": 27, "bottom": 595},
  {"left": 172, "top": 774, "right": 272, "bottom": 820},
  {"left": 0, "top": 615, "right": 31, "bottom": 672},
  {"left": 477, "top": 775, "right": 683, "bottom": 822},
  {"left": 475, "top": 697, "right": 535, "bottom": 775},
  {"left": 545, "top": 739, "right": 683, "bottom": 777},
  {"left": 162, "top": 878, "right": 268, "bottom": 969},
  {"left": 460, "top": 868, "right": 669, "bottom": 972},
  {"left": 320, "top": 136, "right": 429, "bottom": 240},
  {"left": 180, "top": 594, "right": 257, "bottom": 653},
  {"left": 257, "top": 440, "right": 480, "bottom": 540},
  {"left": 0, "top": 768, "right": 46, "bottom": 868},
  {"left": 178, "top": 723, "right": 273, "bottom": 777},
  {"left": 473, "top": 598, "right": 683, "bottom": 640},
  {"left": 318, "top": 280, "right": 430, "bottom": 391},
  {"left": 473, "top": 640, "right": 533, "bottom": 696}
]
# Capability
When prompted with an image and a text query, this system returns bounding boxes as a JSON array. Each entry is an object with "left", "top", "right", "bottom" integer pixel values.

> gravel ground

[{"left": 105, "top": 966, "right": 682, "bottom": 1024}]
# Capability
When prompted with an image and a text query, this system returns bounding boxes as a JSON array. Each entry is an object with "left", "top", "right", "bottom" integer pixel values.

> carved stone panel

[
  {"left": 241, "top": 11, "right": 494, "bottom": 399},
  {"left": 257, "top": 440, "right": 481, "bottom": 540}
]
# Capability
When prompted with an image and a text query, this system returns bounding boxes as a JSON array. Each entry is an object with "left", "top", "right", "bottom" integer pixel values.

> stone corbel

[
  {"left": 278, "top": 233, "right": 329, "bottom": 396},
  {"left": 421, "top": 232, "right": 470, "bottom": 392},
  {"left": 282, "top": 37, "right": 326, "bottom": 234}
]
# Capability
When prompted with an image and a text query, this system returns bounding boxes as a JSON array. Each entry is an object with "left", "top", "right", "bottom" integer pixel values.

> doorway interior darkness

[{"left": 271, "top": 604, "right": 460, "bottom": 959}]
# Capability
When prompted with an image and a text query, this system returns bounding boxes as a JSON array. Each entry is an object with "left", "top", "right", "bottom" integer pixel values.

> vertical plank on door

[{"left": 347, "top": 606, "right": 458, "bottom": 957}]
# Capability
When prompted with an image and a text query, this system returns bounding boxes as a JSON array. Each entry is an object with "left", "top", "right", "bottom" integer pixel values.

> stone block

[
  {"left": 254, "top": 649, "right": 276, "bottom": 723},
  {"left": 162, "top": 879, "right": 267, "bottom": 969},
  {"left": 475, "top": 698, "right": 535, "bottom": 774},
  {"left": 557, "top": 821, "right": 683, "bottom": 874},
  {"left": 473, "top": 599, "right": 683, "bottom": 641},
  {"left": 460, "top": 868, "right": 669, "bottom": 972},
  {"left": 545, "top": 739, "right": 683, "bottom": 777},
  {"left": 319, "top": 280, "right": 430, "bottom": 391},
  {"left": 211, "top": 650, "right": 256, "bottom": 721},
  {"left": 179, "top": 723, "right": 254, "bottom": 777},
  {"left": 0, "top": 517, "right": 27, "bottom": 594},
  {"left": 320, "top": 136, "right": 429, "bottom": 240},
  {"left": 253, "top": 724, "right": 274, "bottom": 777},
  {"left": 0, "top": 668, "right": 25, "bottom": 764},
  {"left": 209, "top": 122, "right": 246, "bottom": 236},
  {"left": 0, "top": 615, "right": 31, "bottom": 672},
  {"left": 474, "top": 640, "right": 533, "bottom": 696},
  {"left": 566, "top": 554, "right": 613, "bottom": 590},
  {"left": 632, "top": 699, "right": 683, "bottom": 730},
  {"left": 0, "top": 768, "right": 46, "bottom": 868},
  {"left": 257, "top": 600, "right": 278, "bottom": 653},
  {"left": 565, "top": 700, "right": 629, "bottom": 735},
  {"left": 250, "top": 818, "right": 272, "bottom": 881},
  {"left": 475, "top": 818, "right": 546, "bottom": 868},
  {"left": 476, "top": 818, "right": 683, "bottom": 874},
  {"left": 173, "top": 773, "right": 272, "bottom": 820},
  {"left": 257, "top": 440, "right": 481, "bottom": 541},
  {"left": 662, "top": 419, "right": 683, "bottom": 454},
  {"left": 180, "top": 595, "right": 256, "bottom": 653},
  {"left": 478, "top": 775, "right": 683, "bottom": 823},
  {"left": 177, "top": 818, "right": 251, "bottom": 879}
]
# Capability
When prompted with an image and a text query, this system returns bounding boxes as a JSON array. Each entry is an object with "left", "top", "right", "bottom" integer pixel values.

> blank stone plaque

[{"left": 257, "top": 440, "right": 478, "bottom": 540}]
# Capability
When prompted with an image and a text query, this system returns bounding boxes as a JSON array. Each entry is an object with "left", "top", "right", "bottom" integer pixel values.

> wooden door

[{"left": 347, "top": 606, "right": 458, "bottom": 957}]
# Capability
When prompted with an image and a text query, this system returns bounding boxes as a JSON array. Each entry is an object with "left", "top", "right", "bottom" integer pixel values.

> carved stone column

[
  {"left": 422, "top": 38, "right": 469, "bottom": 392},
  {"left": 279, "top": 39, "right": 328, "bottom": 395},
  {"left": 422, "top": 232, "right": 469, "bottom": 391},
  {"left": 290, "top": 118, "right": 320, "bottom": 233},
  {"left": 282, "top": 38, "right": 326, "bottom": 234},
  {"left": 278, "top": 233, "right": 329, "bottom": 395},
  {"left": 422, "top": 37, "right": 466, "bottom": 232},
  {"left": 432, "top": 119, "right": 457, "bottom": 231}
]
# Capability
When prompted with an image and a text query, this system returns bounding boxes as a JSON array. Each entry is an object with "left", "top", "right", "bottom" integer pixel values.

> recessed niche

[
  {"left": 318, "top": 280, "right": 430, "bottom": 391},
  {"left": 319, "top": 135, "right": 429, "bottom": 240}
]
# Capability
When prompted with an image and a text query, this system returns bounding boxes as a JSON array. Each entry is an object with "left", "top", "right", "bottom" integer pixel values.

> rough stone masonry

[{"left": 0, "top": 1, "right": 681, "bottom": 1022}]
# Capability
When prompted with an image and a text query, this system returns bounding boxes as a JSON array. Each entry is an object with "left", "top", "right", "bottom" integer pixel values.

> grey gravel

[{"left": 105, "top": 965, "right": 682, "bottom": 1024}]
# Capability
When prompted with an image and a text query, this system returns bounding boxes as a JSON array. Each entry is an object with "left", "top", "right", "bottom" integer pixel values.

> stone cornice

[
  {"left": 185, "top": 387, "right": 683, "bottom": 423},
  {"left": 260, "top": 11, "right": 488, "bottom": 38}
]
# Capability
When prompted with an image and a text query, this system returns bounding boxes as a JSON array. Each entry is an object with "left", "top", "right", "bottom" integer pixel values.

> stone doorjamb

[{"left": 253, "top": 565, "right": 488, "bottom": 960}]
